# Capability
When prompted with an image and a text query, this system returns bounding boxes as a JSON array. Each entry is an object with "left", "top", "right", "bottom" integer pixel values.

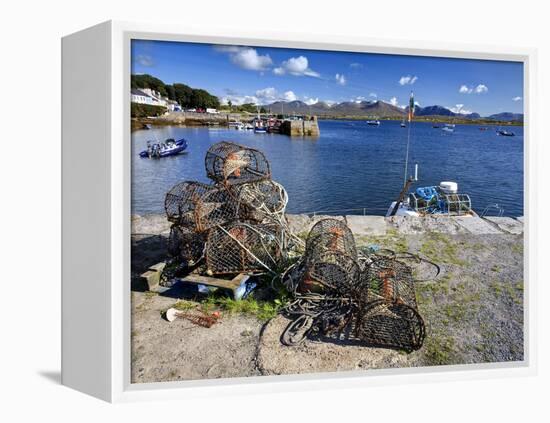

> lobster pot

[
  {"left": 164, "top": 181, "right": 238, "bottom": 232},
  {"left": 236, "top": 180, "right": 288, "bottom": 223},
  {"left": 205, "top": 222, "right": 282, "bottom": 275},
  {"left": 305, "top": 218, "right": 357, "bottom": 259},
  {"left": 356, "top": 257, "right": 425, "bottom": 351},
  {"left": 167, "top": 224, "right": 206, "bottom": 265},
  {"left": 355, "top": 301, "right": 425, "bottom": 351},
  {"left": 300, "top": 250, "right": 362, "bottom": 295},
  {"left": 205, "top": 141, "right": 271, "bottom": 186}
]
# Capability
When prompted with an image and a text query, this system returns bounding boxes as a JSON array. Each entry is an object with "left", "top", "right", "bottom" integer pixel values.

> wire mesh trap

[
  {"left": 167, "top": 224, "right": 206, "bottom": 265},
  {"left": 205, "top": 222, "right": 283, "bottom": 275},
  {"left": 235, "top": 179, "right": 288, "bottom": 223},
  {"left": 300, "top": 250, "right": 362, "bottom": 295},
  {"left": 305, "top": 218, "right": 358, "bottom": 259},
  {"left": 205, "top": 141, "right": 271, "bottom": 186},
  {"left": 355, "top": 256, "right": 425, "bottom": 351},
  {"left": 164, "top": 181, "right": 238, "bottom": 232}
]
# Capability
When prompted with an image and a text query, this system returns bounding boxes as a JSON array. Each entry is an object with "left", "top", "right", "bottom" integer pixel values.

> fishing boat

[
  {"left": 366, "top": 119, "right": 381, "bottom": 126},
  {"left": 386, "top": 181, "right": 474, "bottom": 217},
  {"left": 253, "top": 108, "right": 267, "bottom": 133},
  {"left": 139, "top": 138, "right": 188, "bottom": 158},
  {"left": 386, "top": 92, "right": 475, "bottom": 217},
  {"left": 442, "top": 123, "right": 455, "bottom": 133},
  {"left": 497, "top": 129, "right": 515, "bottom": 137},
  {"left": 228, "top": 121, "right": 244, "bottom": 130}
]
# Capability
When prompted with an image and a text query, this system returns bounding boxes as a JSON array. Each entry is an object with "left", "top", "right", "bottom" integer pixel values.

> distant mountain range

[{"left": 263, "top": 100, "right": 523, "bottom": 122}]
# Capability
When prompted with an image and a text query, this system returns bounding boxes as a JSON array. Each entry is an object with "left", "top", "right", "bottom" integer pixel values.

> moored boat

[
  {"left": 366, "top": 119, "right": 381, "bottom": 126},
  {"left": 497, "top": 129, "right": 515, "bottom": 137},
  {"left": 139, "top": 138, "right": 188, "bottom": 158}
]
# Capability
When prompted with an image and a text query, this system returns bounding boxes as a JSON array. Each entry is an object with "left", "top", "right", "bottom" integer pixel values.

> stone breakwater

[{"left": 131, "top": 213, "right": 524, "bottom": 237}]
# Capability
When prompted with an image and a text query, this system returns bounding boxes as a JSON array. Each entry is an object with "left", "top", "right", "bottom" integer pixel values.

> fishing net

[
  {"left": 164, "top": 181, "right": 238, "bottom": 232},
  {"left": 205, "top": 222, "right": 283, "bottom": 275},
  {"left": 167, "top": 224, "right": 206, "bottom": 265},
  {"left": 305, "top": 218, "right": 357, "bottom": 259},
  {"left": 205, "top": 141, "right": 271, "bottom": 186}
]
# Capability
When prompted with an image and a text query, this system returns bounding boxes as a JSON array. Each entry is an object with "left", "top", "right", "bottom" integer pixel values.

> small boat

[
  {"left": 366, "top": 120, "right": 381, "bottom": 126},
  {"left": 139, "top": 138, "right": 187, "bottom": 158},
  {"left": 442, "top": 126, "right": 454, "bottom": 133},
  {"left": 244, "top": 123, "right": 254, "bottom": 130},
  {"left": 497, "top": 129, "right": 515, "bottom": 137},
  {"left": 142, "top": 123, "right": 152, "bottom": 130},
  {"left": 228, "top": 121, "right": 244, "bottom": 130},
  {"left": 432, "top": 125, "right": 441, "bottom": 129},
  {"left": 400, "top": 117, "right": 406, "bottom": 128},
  {"left": 479, "top": 127, "right": 488, "bottom": 131}
]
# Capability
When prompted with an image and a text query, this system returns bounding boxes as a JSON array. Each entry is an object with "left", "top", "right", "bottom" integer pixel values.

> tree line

[{"left": 131, "top": 74, "right": 220, "bottom": 109}]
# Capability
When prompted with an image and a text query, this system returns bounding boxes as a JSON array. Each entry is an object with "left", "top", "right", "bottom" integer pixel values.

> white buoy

[{"left": 165, "top": 308, "right": 180, "bottom": 322}]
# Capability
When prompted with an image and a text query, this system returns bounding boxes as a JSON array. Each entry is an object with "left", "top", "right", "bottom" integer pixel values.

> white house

[{"left": 131, "top": 89, "right": 155, "bottom": 105}]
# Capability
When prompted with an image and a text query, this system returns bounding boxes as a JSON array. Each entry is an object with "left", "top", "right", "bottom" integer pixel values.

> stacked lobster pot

[
  {"left": 282, "top": 218, "right": 426, "bottom": 352},
  {"left": 164, "top": 141, "right": 294, "bottom": 279}
]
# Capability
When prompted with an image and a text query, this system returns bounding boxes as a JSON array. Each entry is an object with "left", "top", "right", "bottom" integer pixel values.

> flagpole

[{"left": 403, "top": 91, "right": 414, "bottom": 187}]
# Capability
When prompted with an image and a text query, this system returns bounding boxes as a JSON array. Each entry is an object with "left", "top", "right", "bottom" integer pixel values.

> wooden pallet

[
  {"left": 178, "top": 272, "right": 250, "bottom": 300},
  {"left": 140, "top": 262, "right": 251, "bottom": 299}
]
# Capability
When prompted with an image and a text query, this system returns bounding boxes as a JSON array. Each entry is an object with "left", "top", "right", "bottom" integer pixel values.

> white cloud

[
  {"left": 399, "top": 75, "right": 418, "bottom": 85},
  {"left": 221, "top": 94, "right": 259, "bottom": 106},
  {"left": 335, "top": 73, "right": 347, "bottom": 85},
  {"left": 369, "top": 92, "right": 377, "bottom": 98},
  {"left": 273, "top": 56, "right": 320, "bottom": 77},
  {"left": 283, "top": 91, "right": 297, "bottom": 102},
  {"left": 215, "top": 45, "right": 272, "bottom": 71},
  {"left": 512, "top": 96, "right": 523, "bottom": 101},
  {"left": 459, "top": 84, "right": 488, "bottom": 94},
  {"left": 388, "top": 97, "right": 399, "bottom": 106},
  {"left": 448, "top": 104, "right": 472, "bottom": 115},
  {"left": 136, "top": 54, "right": 154, "bottom": 67},
  {"left": 351, "top": 96, "right": 366, "bottom": 103},
  {"left": 474, "top": 84, "right": 488, "bottom": 94},
  {"left": 303, "top": 97, "right": 319, "bottom": 105}
]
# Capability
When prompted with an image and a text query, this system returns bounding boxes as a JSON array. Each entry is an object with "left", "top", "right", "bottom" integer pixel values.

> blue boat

[{"left": 139, "top": 138, "right": 188, "bottom": 158}]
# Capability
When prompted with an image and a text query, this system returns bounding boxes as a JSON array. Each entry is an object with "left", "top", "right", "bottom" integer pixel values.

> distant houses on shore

[{"left": 131, "top": 88, "right": 182, "bottom": 112}]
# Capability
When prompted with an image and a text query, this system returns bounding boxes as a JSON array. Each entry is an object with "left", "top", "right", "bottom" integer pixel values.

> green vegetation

[
  {"left": 420, "top": 232, "right": 467, "bottom": 267},
  {"left": 132, "top": 74, "right": 220, "bottom": 109},
  {"left": 131, "top": 103, "right": 167, "bottom": 118},
  {"left": 423, "top": 334, "right": 456, "bottom": 366}
]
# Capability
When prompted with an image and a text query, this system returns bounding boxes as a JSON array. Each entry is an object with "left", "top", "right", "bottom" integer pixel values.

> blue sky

[{"left": 132, "top": 39, "right": 524, "bottom": 116}]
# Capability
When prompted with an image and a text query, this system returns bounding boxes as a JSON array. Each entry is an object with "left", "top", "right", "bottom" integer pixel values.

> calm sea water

[{"left": 131, "top": 120, "right": 524, "bottom": 217}]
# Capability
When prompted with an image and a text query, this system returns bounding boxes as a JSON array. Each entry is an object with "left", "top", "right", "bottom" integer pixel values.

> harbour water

[{"left": 132, "top": 120, "right": 524, "bottom": 217}]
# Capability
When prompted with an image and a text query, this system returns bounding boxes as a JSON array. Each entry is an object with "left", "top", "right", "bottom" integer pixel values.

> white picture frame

[{"left": 62, "top": 20, "right": 537, "bottom": 403}]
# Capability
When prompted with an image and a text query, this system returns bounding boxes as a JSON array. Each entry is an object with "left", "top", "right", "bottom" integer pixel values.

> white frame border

[{"left": 107, "top": 20, "right": 536, "bottom": 403}]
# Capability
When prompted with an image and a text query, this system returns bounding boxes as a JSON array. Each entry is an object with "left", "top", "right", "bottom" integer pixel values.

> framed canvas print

[{"left": 62, "top": 21, "right": 536, "bottom": 402}]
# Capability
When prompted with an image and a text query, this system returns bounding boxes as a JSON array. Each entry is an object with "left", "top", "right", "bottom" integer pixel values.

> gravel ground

[{"left": 131, "top": 214, "right": 524, "bottom": 383}]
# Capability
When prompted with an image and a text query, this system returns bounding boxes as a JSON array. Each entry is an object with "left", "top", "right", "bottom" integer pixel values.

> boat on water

[
  {"left": 366, "top": 119, "right": 381, "bottom": 126},
  {"left": 387, "top": 181, "right": 475, "bottom": 217},
  {"left": 142, "top": 123, "right": 152, "bottom": 130},
  {"left": 139, "top": 138, "right": 188, "bottom": 158},
  {"left": 400, "top": 117, "right": 406, "bottom": 128},
  {"left": 387, "top": 92, "right": 475, "bottom": 218},
  {"left": 244, "top": 123, "right": 254, "bottom": 130},
  {"left": 442, "top": 123, "right": 455, "bottom": 133},
  {"left": 228, "top": 121, "right": 244, "bottom": 130},
  {"left": 497, "top": 129, "right": 515, "bottom": 137},
  {"left": 479, "top": 127, "right": 488, "bottom": 131},
  {"left": 432, "top": 124, "right": 441, "bottom": 128}
]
